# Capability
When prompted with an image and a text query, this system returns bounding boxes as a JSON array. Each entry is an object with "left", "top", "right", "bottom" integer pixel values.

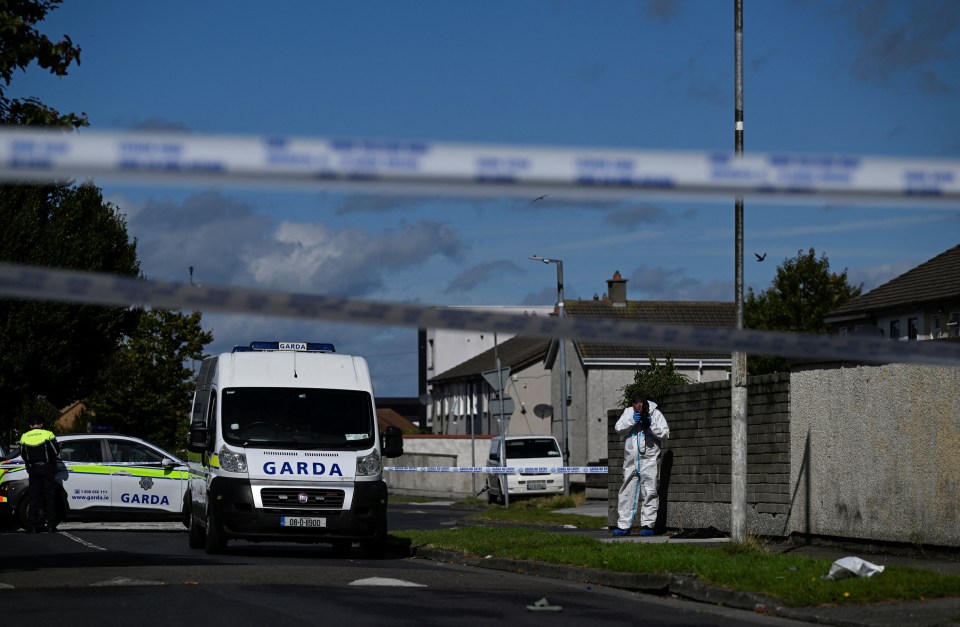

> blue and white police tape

[
  {"left": 1, "top": 128, "right": 958, "bottom": 204},
  {"left": 384, "top": 466, "right": 609, "bottom": 474},
  {"left": 1, "top": 263, "right": 958, "bottom": 367}
]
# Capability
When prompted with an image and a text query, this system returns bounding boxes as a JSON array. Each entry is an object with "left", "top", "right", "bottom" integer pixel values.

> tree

[
  {"left": 619, "top": 356, "right": 690, "bottom": 409},
  {"left": 0, "top": 184, "right": 142, "bottom": 439},
  {"left": 82, "top": 309, "right": 213, "bottom": 455},
  {"left": 745, "top": 247, "right": 862, "bottom": 374},
  {"left": 0, "top": 0, "right": 87, "bottom": 128}
]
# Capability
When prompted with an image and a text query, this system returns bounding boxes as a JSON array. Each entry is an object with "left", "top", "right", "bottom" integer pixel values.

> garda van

[
  {"left": 485, "top": 435, "right": 564, "bottom": 504},
  {"left": 185, "top": 341, "right": 403, "bottom": 557}
]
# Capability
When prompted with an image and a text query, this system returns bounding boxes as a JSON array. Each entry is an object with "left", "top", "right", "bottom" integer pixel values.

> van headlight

[
  {"left": 356, "top": 449, "right": 381, "bottom": 476},
  {"left": 218, "top": 446, "right": 247, "bottom": 473}
]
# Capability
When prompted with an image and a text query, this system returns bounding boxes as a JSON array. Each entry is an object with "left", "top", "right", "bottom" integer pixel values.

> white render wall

[{"left": 789, "top": 362, "right": 960, "bottom": 547}]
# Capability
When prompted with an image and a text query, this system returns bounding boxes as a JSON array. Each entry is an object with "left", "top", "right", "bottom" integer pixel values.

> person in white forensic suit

[{"left": 613, "top": 396, "right": 669, "bottom": 537}]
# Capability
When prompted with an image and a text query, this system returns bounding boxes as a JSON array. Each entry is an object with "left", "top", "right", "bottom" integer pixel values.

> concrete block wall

[
  {"left": 384, "top": 434, "right": 493, "bottom": 499},
  {"left": 607, "top": 373, "right": 791, "bottom": 536}
]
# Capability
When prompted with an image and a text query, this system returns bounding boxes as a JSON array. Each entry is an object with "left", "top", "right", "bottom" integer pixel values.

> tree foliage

[
  {"left": 745, "top": 247, "right": 862, "bottom": 374},
  {"left": 0, "top": 184, "right": 142, "bottom": 437},
  {"left": 0, "top": 0, "right": 87, "bottom": 128},
  {"left": 618, "top": 356, "right": 690, "bottom": 409},
  {"left": 82, "top": 309, "right": 213, "bottom": 455}
]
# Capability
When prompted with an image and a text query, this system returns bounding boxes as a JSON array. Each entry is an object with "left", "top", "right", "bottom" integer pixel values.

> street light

[{"left": 529, "top": 255, "right": 570, "bottom": 496}]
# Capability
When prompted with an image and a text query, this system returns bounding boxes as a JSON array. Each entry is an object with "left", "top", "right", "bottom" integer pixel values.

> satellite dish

[
  {"left": 533, "top": 404, "right": 553, "bottom": 419},
  {"left": 418, "top": 393, "right": 431, "bottom": 406}
]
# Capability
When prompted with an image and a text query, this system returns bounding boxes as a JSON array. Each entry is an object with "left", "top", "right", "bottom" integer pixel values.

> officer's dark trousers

[{"left": 26, "top": 462, "right": 58, "bottom": 529}]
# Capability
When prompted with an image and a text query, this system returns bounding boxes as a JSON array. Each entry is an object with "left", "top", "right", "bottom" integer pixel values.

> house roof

[
  {"left": 430, "top": 336, "right": 550, "bottom": 383},
  {"left": 564, "top": 299, "right": 736, "bottom": 361},
  {"left": 375, "top": 408, "right": 419, "bottom": 433},
  {"left": 826, "top": 244, "right": 960, "bottom": 319}
]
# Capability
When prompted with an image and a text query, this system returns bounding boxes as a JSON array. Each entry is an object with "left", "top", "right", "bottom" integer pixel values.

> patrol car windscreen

[{"left": 221, "top": 387, "right": 375, "bottom": 449}]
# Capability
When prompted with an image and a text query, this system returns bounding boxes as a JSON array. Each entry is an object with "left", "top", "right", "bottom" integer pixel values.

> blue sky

[{"left": 10, "top": 0, "right": 960, "bottom": 396}]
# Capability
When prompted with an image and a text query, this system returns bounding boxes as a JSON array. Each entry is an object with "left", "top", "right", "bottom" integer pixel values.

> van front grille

[{"left": 260, "top": 488, "right": 345, "bottom": 510}]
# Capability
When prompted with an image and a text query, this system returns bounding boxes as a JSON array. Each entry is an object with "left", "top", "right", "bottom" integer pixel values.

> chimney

[{"left": 607, "top": 270, "right": 628, "bottom": 307}]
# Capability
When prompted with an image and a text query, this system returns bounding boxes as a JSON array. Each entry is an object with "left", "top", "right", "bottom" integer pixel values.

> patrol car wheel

[
  {"left": 16, "top": 498, "right": 31, "bottom": 530},
  {"left": 188, "top": 511, "right": 206, "bottom": 549},
  {"left": 204, "top": 506, "right": 227, "bottom": 554},
  {"left": 16, "top": 493, "right": 67, "bottom": 529}
]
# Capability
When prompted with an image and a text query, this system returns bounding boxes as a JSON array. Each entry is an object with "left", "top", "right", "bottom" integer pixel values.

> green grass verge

[{"left": 394, "top": 526, "right": 960, "bottom": 607}]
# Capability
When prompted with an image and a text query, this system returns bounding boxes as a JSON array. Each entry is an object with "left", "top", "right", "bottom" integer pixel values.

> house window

[
  {"left": 949, "top": 313, "right": 960, "bottom": 338},
  {"left": 908, "top": 317, "right": 919, "bottom": 341},
  {"left": 838, "top": 326, "right": 848, "bottom": 336},
  {"left": 889, "top": 320, "right": 901, "bottom": 340},
  {"left": 932, "top": 314, "right": 941, "bottom": 339}
]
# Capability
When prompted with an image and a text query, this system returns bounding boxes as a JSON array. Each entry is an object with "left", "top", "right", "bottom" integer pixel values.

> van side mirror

[
  {"left": 381, "top": 426, "right": 403, "bottom": 458},
  {"left": 186, "top": 424, "right": 210, "bottom": 454}
]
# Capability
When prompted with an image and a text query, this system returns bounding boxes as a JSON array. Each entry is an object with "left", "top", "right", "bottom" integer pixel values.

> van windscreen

[
  {"left": 505, "top": 438, "right": 561, "bottom": 459},
  {"left": 221, "top": 387, "right": 374, "bottom": 449}
]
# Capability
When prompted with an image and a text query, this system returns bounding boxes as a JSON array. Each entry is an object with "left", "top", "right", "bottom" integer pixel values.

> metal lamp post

[{"left": 529, "top": 255, "right": 570, "bottom": 496}]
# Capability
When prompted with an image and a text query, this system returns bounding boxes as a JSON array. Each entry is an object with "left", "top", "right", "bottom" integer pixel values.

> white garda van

[
  {"left": 485, "top": 435, "right": 564, "bottom": 504},
  {"left": 185, "top": 341, "right": 403, "bottom": 557}
]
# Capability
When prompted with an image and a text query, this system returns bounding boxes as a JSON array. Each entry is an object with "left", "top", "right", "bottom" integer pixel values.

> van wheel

[
  {"left": 188, "top": 508, "right": 206, "bottom": 550},
  {"left": 204, "top": 506, "right": 227, "bottom": 554},
  {"left": 331, "top": 540, "right": 352, "bottom": 557},
  {"left": 360, "top": 527, "right": 387, "bottom": 559}
]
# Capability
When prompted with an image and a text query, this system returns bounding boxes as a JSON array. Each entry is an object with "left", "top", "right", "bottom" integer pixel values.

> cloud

[
  {"left": 445, "top": 260, "right": 524, "bottom": 294},
  {"left": 249, "top": 219, "right": 461, "bottom": 295},
  {"left": 329, "top": 192, "right": 447, "bottom": 214},
  {"left": 604, "top": 203, "right": 673, "bottom": 227},
  {"left": 118, "top": 191, "right": 277, "bottom": 285},
  {"left": 841, "top": 0, "right": 959, "bottom": 92},
  {"left": 847, "top": 259, "right": 920, "bottom": 292},
  {"left": 627, "top": 264, "right": 731, "bottom": 301},
  {"left": 663, "top": 47, "right": 727, "bottom": 105},
  {"left": 119, "top": 190, "right": 463, "bottom": 297},
  {"left": 645, "top": 0, "right": 682, "bottom": 22}
]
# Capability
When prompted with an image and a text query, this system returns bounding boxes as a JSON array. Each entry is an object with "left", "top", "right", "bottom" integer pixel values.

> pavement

[{"left": 409, "top": 500, "right": 960, "bottom": 627}]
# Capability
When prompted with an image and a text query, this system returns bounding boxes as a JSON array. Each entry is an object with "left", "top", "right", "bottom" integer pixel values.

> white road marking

[
  {"left": 89, "top": 577, "right": 164, "bottom": 587},
  {"left": 349, "top": 577, "right": 426, "bottom": 588},
  {"left": 61, "top": 532, "right": 108, "bottom": 551}
]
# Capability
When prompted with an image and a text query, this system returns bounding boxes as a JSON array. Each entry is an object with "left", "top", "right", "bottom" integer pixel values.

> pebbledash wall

[{"left": 606, "top": 364, "right": 960, "bottom": 549}]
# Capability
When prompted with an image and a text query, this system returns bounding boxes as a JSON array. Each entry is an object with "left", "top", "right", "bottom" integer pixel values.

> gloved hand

[{"left": 633, "top": 411, "right": 651, "bottom": 428}]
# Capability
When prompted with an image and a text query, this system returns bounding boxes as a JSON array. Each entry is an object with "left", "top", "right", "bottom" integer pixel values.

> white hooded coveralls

[{"left": 615, "top": 400, "right": 669, "bottom": 530}]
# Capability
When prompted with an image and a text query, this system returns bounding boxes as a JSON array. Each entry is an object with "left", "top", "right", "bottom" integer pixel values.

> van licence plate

[
  {"left": 526, "top": 481, "right": 547, "bottom": 491},
  {"left": 281, "top": 516, "right": 327, "bottom": 528}
]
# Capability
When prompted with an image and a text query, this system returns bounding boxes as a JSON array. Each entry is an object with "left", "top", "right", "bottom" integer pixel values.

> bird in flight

[
  {"left": 532, "top": 194, "right": 549, "bottom": 202},
  {"left": 755, "top": 253, "right": 767, "bottom": 262}
]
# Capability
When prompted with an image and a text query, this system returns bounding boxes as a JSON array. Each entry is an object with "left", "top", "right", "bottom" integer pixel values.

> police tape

[
  {"left": 1, "top": 128, "right": 959, "bottom": 203},
  {"left": 1, "top": 263, "right": 958, "bottom": 367},
  {"left": 384, "top": 466, "right": 608, "bottom": 474}
]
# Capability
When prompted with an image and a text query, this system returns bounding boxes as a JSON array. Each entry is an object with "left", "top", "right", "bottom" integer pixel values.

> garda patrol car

[
  {"left": 185, "top": 341, "right": 403, "bottom": 557},
  {"left": 0, "top": 433, "right": 190, "bottom": 529}
]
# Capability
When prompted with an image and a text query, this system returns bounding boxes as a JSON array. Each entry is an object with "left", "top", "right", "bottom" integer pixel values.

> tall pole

[
  {"left": 731, "top": 0, "right": 748, "bottom": 543},
  {"left": 555, "top": 261, "right": 570, "bottom": 496},
  {"left": 529, "top": 255, "right": 570, "bottom": 497}
]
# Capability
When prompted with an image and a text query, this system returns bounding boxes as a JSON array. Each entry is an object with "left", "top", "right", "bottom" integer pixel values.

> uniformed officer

[{"left": 19, "top": 417, "right": 62, "bottom": 533}]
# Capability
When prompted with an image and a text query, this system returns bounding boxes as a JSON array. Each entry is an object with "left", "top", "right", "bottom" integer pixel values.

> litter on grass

[{"left": 825, "top": 556, "right": 885, "bottom": 580}]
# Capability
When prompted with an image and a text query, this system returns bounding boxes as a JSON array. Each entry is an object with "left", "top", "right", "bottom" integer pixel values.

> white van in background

[
  {"left": 185, "top": 341, "right": 403, "bottom": 557},
  {"left": 485, "top": 435, "right": 563, "bottom": 504}
]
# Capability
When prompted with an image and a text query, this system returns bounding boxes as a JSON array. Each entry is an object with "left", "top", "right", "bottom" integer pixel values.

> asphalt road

[{"left": 0, "top": 503, "right": 810, "bottom": 627}]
